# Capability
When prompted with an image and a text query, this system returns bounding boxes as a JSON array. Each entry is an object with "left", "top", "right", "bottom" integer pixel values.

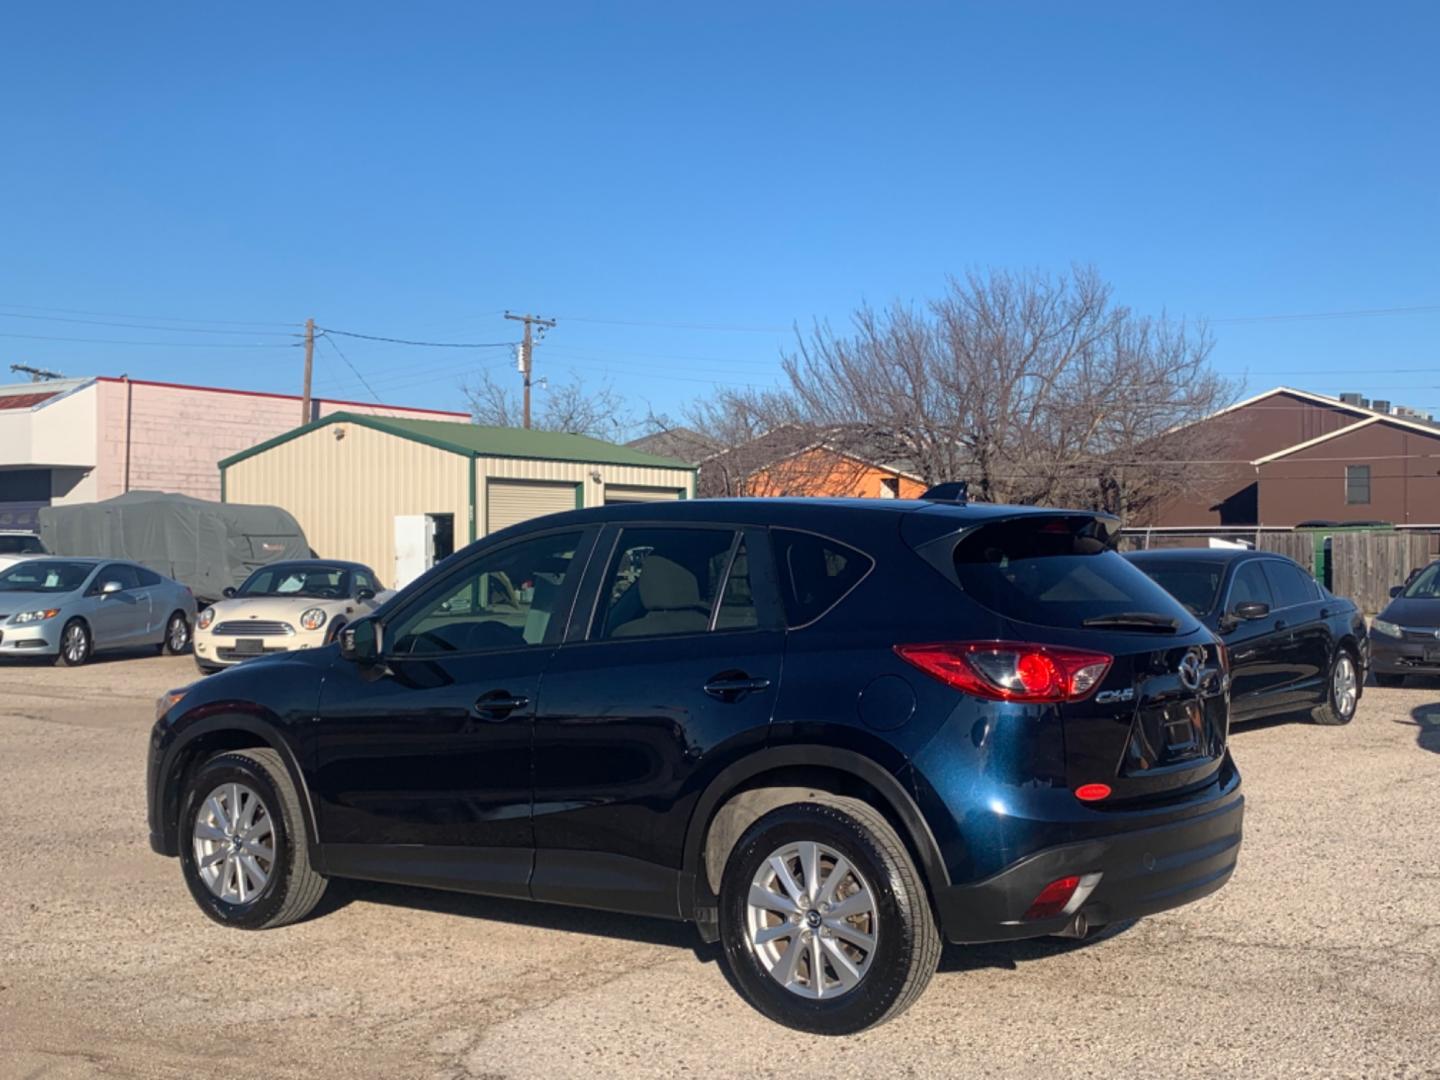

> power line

[
  {"left": 317, "top": 327, "right": 516, "bottom": 348},
  {"left": 557, "top": 314, "right": 790, "bottom": 333},
  {"left": 0, "top": 301, "right": 300, "bottom": 328},
  {"left": 0, "top": 311, "right": 301, "bottom": 337},
  {"left": 0, "top": 330, "right": 299, "bottom": 348},
  {"left": 321, "top": 333, "right": 383, "bottom": 403}
]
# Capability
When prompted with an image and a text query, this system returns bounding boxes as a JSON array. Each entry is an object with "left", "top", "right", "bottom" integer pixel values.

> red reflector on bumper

[
  {"left": 1024, "top": 875, "right": 1081, "bottom": 920},
  {"left": 1075, "top": 783, "right": 1112, "bottom": 802}
]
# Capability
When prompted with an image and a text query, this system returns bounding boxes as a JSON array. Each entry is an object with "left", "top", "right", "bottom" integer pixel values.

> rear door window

[
  {"left": 772, "top": 530, "right": 873, "bottom": 627},
  {"left": 1262, "top": 561, "right": 1318, "bottom": 608},
  {"left": 596, "top": 527, "right": 737, "bottom": 639},
  {"left": 951, "top": 516, "right": 1193, "bottom": 630}
]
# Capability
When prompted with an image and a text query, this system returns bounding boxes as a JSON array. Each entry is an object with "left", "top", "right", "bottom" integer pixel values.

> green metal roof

[{"left": 218, "top": 411, "right": 697, "bottom": 471}]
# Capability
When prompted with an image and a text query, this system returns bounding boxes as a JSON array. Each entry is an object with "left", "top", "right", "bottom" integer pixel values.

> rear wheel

[
  {"left": 1374, "top": 672, "right": 1405, "bottom": 688},
  {"left": 178, "top": 747, "right": 327, "bottom": 929},
  {"left": 161, "top": 610, "right": 190, "bottom": 655},
  {"left": 1314, "top": 649, "right": 1359, "bottom": 725},
  {"left": 718, "top": 797, "right": 940, "bottom": 1034},
  {"left": 55, "top": 619, "right": 91, "bottom": 667}
]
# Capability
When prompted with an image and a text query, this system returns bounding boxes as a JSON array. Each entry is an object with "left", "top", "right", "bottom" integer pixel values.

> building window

[{"left": 1345, "top": 464, "right": 1371, "bottom": 505}]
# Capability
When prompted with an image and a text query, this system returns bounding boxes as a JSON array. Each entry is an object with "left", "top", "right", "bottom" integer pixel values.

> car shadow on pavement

[
  {"left": 319, "top": 879, "right": 719, "bottom": 962},
  {"left": 938, "top": 919, "right": 1135, "bottom": 972},
  {"left": 1402, "top": 704, "right": 1440, "bottom": 755}
]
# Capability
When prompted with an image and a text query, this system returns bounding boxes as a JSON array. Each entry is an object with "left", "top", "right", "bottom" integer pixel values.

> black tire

[
  {"left": 54, "top": 618, "right": 91, "bottom": 667},
  {"left": 718, "top": 796, "right": 941, "bottom": 1035},
  {"left": 162, "top": 610, "right": 191, "bottom": 655},
  {"left": 1313, "top": 648, "right": 1360, "bottom": 726},
  {"left": 1375, "top": 672, "right": 1405, "bottom": 688},
  {"left": 178, "top": 747, "right": 327, "bottom": 930}
]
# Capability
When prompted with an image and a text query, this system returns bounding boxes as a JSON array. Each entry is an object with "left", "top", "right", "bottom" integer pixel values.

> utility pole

[
  {"left": 300, "top": 318, "right": 315, "bottom": 424},
  {"left": 504, "top": 311, "right": 556, "bottom": 428},
  {"left": 9, "top": 363, "right": 65, "bottom": 382}
]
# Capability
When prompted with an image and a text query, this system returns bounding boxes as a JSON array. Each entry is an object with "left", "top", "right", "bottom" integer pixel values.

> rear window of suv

[{"left": 952, "top": 516, "right": 1195, "bottom": 631}]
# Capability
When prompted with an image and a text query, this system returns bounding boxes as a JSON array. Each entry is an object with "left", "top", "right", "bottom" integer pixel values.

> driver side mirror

[
  {"left": 1233, "top": 601, "right": 1270, "bottom": 621},
  {"left": 223, "top": 586, "right": 238, "bottom": 598},
  {"left": 356, "top": 587, "right": 376, "bottom": 602},
  {"left": 100, "top": 580, "right": 123, "bottom": 596},
  {"left": 339, "top": 616, "right": 383, "bottom": 664},
  {"left": 1390, "top": 585, "right": 1403, "bottom": 598}
]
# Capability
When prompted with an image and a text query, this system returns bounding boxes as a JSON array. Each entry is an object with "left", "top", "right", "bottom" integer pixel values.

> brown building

[{"left": 1146, "top": 387, "right": 1440, "bottom": 528}]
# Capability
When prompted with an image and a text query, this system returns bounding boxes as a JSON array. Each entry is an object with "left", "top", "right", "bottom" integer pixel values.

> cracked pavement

[{"left": 1, "top": 654, "right": 1438, "bottom": 1079}]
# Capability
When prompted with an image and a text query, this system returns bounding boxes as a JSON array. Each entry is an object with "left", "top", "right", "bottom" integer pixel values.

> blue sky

[{"left": 1, "top": 2, "right": 1436, "bottom": 422}]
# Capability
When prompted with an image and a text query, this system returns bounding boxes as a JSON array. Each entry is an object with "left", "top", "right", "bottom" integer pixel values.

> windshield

[
  {"left": 237, "top": 564, "right": 350, "bottom": 599},
  {"left": 1128, "top": 559, "right": 1225, "bottom": 616},
  {"left": 0, "top": 559, "right": 93, "bottom": 594},
  {"left": 952, "top": 516, "right": 1196, "bottom": 631},
  {"left": 1401, "top": 563, "right": 1440, "bottom": 599},
  {"left": 0, "top": 534, "right": 44, "bottom": 555}
]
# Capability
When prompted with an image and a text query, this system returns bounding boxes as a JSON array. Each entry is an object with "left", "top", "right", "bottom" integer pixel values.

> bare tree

[
  {"left": 685, "top": 266, "right": 1236, "bottom": 521},
  {"left": 463, "top": 370, "right": 635, "bottom": 441}
]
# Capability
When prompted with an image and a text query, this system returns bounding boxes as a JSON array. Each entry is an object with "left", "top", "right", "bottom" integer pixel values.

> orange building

[{"left": 700, "top": 432, "right": 927, "bottom": 499}]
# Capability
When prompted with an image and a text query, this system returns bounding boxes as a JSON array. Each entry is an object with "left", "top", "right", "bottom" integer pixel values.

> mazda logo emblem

[{"left": 1178, "top": 650, "right": 1203, "bottom": 691}]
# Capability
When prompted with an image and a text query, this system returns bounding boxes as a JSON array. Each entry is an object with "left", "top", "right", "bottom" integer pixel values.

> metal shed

[{"left": 218, "top": 412, "right": 696, "bottom": 586}]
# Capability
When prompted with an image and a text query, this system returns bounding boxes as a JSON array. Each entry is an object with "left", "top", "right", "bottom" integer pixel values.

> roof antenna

[{"left": 920, "top": 481, "right": 968, "bottom": 504}]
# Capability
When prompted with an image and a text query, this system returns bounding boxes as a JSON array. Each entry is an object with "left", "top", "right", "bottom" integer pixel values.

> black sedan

[
  {"left": 1369, "top": 561, "right": 1440, "bottom": 686},
  {"left": 1125, "top": 549, "right": 1367, "bottom": 725}
]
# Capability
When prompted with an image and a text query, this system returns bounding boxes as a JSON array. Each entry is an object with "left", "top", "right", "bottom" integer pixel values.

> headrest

[{"left": 637, "top": 556, "right": 702, "bottom": 610}]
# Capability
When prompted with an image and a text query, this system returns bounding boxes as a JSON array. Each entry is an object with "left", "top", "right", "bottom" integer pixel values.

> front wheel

[
  {"left": 1314, "top": 649, "right": 1360, "bottom": 725},
  {"left": 718, "top": 796, "right": 940, "bottom": 1034},
  {"left": 55, "top": 619, "right": 91, "bottom": 667},
  {"left": 178, "top": 747, "right": 327, "bottom": 929}
]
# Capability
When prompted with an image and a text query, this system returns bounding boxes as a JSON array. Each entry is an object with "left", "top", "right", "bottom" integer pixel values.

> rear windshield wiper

[{"left": 1081, "top": 612, "right": 1180, "bottom": 632}]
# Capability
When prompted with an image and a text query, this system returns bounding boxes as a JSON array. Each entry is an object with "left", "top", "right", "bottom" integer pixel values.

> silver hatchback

[{"left": 0, "top": 558, "right": 197, "bottom": 666}]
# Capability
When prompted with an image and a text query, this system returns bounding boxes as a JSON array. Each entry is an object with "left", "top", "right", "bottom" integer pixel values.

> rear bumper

[{"left": 935, "top": 779, "right": 1244, "bottom": 943}]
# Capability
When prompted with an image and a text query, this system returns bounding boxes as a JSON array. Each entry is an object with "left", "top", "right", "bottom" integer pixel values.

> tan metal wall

[
  {"left": 223, "top": 422, "right": 470, "bottom": 585},
  {"left": 476, "top": 457, "right": 693, "bottom": 536}
]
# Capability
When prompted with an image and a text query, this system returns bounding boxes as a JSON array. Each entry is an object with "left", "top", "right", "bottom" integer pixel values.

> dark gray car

[
  {"left": 0, "top": 558, "right": 196, "bottom": 666},
  {"left": 1370, "top": 561, "right": 1440, "bottom": 685}
]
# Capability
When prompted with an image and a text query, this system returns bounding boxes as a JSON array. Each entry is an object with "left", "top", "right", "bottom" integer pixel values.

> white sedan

[{"left": 193, "top": 560, "right": 389, "bottom": 674}]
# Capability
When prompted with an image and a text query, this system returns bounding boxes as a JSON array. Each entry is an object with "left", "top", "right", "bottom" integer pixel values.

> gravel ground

[{"left": 1, "top": 653, "right": 1438, "bottom": 1080}]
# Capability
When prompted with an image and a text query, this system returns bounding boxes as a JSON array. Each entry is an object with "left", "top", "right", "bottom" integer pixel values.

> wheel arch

[
  {"left": 154, "top": 714, "right": 322, "bottom": 867},
  {"left": 680, "top": 745, "right": 950, "bottom": 930}
]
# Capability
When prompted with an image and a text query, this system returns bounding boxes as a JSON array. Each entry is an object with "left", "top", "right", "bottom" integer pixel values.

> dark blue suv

[{"left": 148, "top": 496, "right": 1243, "bottom": 1033}]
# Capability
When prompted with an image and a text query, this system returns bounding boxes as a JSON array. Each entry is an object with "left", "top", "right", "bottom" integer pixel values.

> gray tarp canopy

[{"left": 38, "top": 491, "right": 310, "bottom": 602}]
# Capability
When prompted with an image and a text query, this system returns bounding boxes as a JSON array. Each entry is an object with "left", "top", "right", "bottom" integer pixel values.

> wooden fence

[{"left": 1325, "top": 532, "right": 1433, "bottom": 615}]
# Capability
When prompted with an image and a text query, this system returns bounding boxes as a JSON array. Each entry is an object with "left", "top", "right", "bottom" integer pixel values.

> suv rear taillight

[{"left": 894, "top": 642, "right": 1112, "bottom": 703}]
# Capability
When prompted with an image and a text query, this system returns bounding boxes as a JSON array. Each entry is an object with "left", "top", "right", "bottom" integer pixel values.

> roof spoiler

[{"left": 920, "top": 481, "right": 968, "bottom": 504}]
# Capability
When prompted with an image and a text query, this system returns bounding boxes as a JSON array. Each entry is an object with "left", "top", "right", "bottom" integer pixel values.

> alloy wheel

[
  {"left": 192, "top": 782, "right": 276, "bottom": 905},
  {"left": 168, "top": 615, "right": 189, "bottom": 652},
  {"left": 63, "top": 623, "right": 88, "bottom": 664},
  {"left": 1333, "top": 654, "right": 1358, "bottom": 718},
  {"left": 746, "top": 840, "right": 878, "bottom": 999}
]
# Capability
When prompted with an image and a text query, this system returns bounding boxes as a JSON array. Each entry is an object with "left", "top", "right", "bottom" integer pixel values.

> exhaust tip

[{"left": 1055, "top": 911, "right": 1089, "bottom": 939}]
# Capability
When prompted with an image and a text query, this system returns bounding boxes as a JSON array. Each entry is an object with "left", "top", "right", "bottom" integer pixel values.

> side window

[
  {"left": 772, "top": 529, "right": 873, "bottom": 627},
  {"left": 97, "top": 563, "right": 141, "bottom": 591},
  {"left": 1227, "top": 561, "right": 1274, "bottom": 610},
  {"left": 1345, "top": 464, "right": 1371, "bottom": 505},
  {"left": 389, "top": 530, "right": 584, "bottom": 655},
  {"left": 354, "top": 570, "right": 379, "bottom": 595},
  {"left": 597, "top": 527, "right": 736, "bottom": 640},
  {"left": 136, "top": 567, "right": 163, "bottom": 587},
  {"left": 1263, "top": 561, "right": 1317, "bottom": 608}
]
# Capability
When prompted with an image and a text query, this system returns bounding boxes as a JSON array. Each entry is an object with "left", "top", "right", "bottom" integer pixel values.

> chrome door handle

[
  {"left": 703, "top": 676, "right": 772, "bottom": 700},
  {"left": 473, "top": 692, "right": 529, "bottom": 716}
]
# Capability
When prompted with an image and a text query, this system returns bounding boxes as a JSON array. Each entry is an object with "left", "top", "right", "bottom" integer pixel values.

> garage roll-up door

[
  {"left": 603, "top": 486, "right": 683, "bottom": 505},
  {"left": 486, "top": 480, "right": 578, "bottom": 534}
]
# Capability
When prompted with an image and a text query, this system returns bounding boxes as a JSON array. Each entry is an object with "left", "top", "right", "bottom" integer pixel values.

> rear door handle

[
  {"left": 703, "top": 675, "right": 772, "bottom": 701},
  {"left": 1273, "top": 619, "right": 1287, "bottom": 631},
  {"left": 473, "top": 691, "right": 530, "bottom": 717}
]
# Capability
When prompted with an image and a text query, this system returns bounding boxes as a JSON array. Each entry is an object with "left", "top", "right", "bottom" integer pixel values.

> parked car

[
  {"left": 1124, "top": 549, "right": 1367, "bottom": 725},
  {"left": 193, "top": 560, "right": 387, "bottom": 674},
  {"left": 0, "top": 557, "right": 195, "bottom": 666},
  {"left": 0, "top": 530, "right": 47, "bottom": 572},
  {"left": 149, "top": 498, "right": 1243, "bottom": 1034},
  {"left": 1369, "top": 560, "right": 1440, "bottom": 685}
]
